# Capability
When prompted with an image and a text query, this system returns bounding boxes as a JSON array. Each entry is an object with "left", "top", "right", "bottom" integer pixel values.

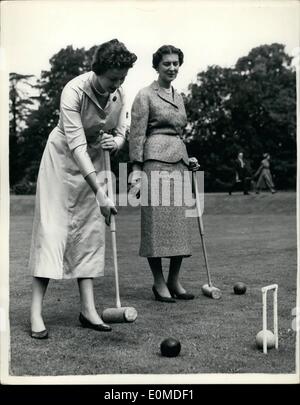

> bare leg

[
  {"left": 77, "top": 278, "right": 105, "bottom": 325},
  {"left": 147, "top": 258, "right": 172, "bottom": 298},
  {"left": 30, "top": 276, "right": 49, "bottom": 332},
  {"left": 167, "top": 256, "right": 186, "bottom": 295}
]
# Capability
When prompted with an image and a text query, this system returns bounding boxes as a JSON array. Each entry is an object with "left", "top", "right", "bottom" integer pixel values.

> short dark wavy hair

[
  {"left": 152, "top": 45, "right": 184, "bottom": 70},
  {"left": 92, "top": 39, "right": 137, "bottom": 75}
]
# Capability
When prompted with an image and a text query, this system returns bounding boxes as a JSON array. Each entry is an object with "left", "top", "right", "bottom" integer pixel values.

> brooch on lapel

[{"left": 112, "top": 96, "right": 117, "bottom": 102}]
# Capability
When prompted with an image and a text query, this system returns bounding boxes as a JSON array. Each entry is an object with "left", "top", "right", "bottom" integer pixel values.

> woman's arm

[
  {"left": 111, "top": 91, "right": 128, "bottom": 153},
  {"left": 129, "top": 89, "right": 150, "bottom": 164},
  {"left": 72, "top": 144, "right": 117, "bottom": 224},
  {"left": 72, "top": 144, "right": 96, "bottom": 179},
  {"left": 60, "top": 84, "right": 116, "bottom": 223},
  {"left": 254, "top": 164, "right": 263, "bottom": 179},
  {"left": 99, "top": 91, "right": 128, "bottom": 155},
  {"left": 127, "top": 89, "right": 150, "bottom": 190}
]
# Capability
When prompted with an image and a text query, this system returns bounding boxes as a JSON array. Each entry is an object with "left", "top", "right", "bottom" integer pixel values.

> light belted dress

[
  {"left": 255, "top": 158, "right": 276, "bottom": 192},
  {"left": 129, "top": 81, "right": 192, "bottom": 258},
  {"left": 29, "top": 71, "right": 126, "bottom": 279}
]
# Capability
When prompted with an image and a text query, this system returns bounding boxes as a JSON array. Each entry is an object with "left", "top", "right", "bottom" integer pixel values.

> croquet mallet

[
  {"left": 192, "top": 170, "right": 221, "bottom": 299},
  {"left": 101, "top": 149, "right": 138, "bottom": 323}
]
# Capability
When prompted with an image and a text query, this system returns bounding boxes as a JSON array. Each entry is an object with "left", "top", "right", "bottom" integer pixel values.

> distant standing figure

[
  {"left": 254, "top": 153, "right": 276, "bottom": 194},
  {"left": 229, "top": 152, "right": 251, "bottom": 195}
]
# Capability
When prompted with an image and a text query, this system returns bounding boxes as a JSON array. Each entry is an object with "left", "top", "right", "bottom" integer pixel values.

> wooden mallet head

[
  {"left": 202, "top": 284, "right": 222, "bottom": 299},
  {"left": 102, "top": 307, "right": 138, "bottom": 323}
]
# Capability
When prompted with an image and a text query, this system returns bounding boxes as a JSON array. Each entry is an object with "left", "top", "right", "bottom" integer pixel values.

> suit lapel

[
  {"left": 152, "top": 81, "right": 180, "bottom": 109},
  {"left": 173, "top": 90, "right": 183, "bottom": 109}
]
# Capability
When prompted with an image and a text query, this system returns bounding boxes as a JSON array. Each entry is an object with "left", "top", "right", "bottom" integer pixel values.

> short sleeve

[
  {"left": 72, "top": 144, "right": 96, "bottom": 178},
  {"left": 60, "top": 84, "right": 87, "bottom": 151}
]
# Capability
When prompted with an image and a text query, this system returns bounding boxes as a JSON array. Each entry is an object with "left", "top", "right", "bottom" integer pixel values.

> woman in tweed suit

[{"left": 129, "top": 45, "right": 198, "bottom": 302}]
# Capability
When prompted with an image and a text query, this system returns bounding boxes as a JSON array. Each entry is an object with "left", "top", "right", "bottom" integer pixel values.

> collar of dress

[{"left": 78, "top": 72, "right": 119, "bottom": 113}]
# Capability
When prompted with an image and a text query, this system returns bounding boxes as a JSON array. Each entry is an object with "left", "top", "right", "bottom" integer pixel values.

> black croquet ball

[
  {"left": 233, "top": 282, "right": 247, "bottom": 295},
  {"left": 160, "top": 338, "right": 181, "bottom": 357}
]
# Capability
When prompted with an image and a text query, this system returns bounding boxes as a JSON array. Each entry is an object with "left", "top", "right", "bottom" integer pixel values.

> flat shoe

[
  {"left": 152, "top": 286, "right": 176, "bottom": 303},
  {"left": 79, "top": 313, "right": 112, "bottom": 332},
  {"left": 31, "top": 329, "right": 48, "bottom": 339}
]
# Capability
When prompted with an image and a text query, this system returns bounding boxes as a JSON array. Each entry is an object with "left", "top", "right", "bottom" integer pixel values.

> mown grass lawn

[{"left": 9, "top": 192, "right": 297, "bottom": 377}]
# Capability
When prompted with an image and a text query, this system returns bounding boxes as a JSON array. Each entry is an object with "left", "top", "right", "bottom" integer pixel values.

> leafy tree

[
  {"left": 9, "top": 73, "right": 38, "bottom": 185},
  {"left": 184, "top": 43, "right": 296, "bottom": 190},
  {"left": 184, "top": 66, "right": 236, "bottom": 188},
  {"left": 233, "top": 44, "right": 296, "bottom": 177},
  {"left": 11, "top": 42, "right": 296, "bottom": 193},
  {"left": 17, "top": 46, "right": 95, "bottom": 185}
]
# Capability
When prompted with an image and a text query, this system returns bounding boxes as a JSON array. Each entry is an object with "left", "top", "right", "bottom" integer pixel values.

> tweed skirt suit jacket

[
  {"left": 129, "top": 81, "right": 192, "bottom": 258},
  {"left": 29, "top": 72, "right": 126, "bottom": 279}
]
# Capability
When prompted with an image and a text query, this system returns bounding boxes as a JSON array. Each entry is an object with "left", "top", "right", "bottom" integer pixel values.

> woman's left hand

[
  {"left": 100, "top": 132, "right": 117, "bottom": 153},
  {"left": 189, "top": 157, "right": 200, "bottom": 172}
]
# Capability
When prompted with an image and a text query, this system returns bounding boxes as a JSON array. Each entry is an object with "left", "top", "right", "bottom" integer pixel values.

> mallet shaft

[
  {"left": 262, "top": 290, "right": 267, "bottom": 354},
  {"left": 104, "top": 150, "right": 121, "bottom": 309},
  {"left": 193, "top": 171, "right": 213, "bottom": 286}
]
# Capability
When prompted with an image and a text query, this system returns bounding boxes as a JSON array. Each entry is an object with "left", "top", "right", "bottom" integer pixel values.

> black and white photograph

[{"left": 0, "top": 0, "right": 299, "bottom": 386}]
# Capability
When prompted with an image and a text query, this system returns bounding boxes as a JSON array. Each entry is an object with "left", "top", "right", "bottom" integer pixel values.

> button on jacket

[{"left": 129, "top": 81, "right": 189, "bottom": 166}]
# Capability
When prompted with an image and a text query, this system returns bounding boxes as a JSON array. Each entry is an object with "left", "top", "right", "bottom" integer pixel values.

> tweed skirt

[{"left": 139, "top": 160, "right": 192, "bottom": 258}]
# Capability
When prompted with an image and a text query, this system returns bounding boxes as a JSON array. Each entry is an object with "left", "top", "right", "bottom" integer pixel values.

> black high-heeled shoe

[
  {"left": 79, "top": 313, "right": 112, "bottom": 332},
  {"left": 31, "top": 329, "right": 48, "bottom": 339},
  {"left": 152, "top": 286, "right": 176, "bottom": 303},
  {"left": 167, "top": 285, "right": 195, "bottom": 300}
]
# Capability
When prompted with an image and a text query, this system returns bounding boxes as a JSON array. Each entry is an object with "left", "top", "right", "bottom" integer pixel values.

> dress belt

[{"left": 147, "top": 132, "right": 183, "bottom": 139}]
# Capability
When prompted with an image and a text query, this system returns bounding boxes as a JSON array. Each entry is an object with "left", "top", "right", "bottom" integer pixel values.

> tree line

[{"left": 9, "top": 43, "right": 296, "bottom": 193}]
